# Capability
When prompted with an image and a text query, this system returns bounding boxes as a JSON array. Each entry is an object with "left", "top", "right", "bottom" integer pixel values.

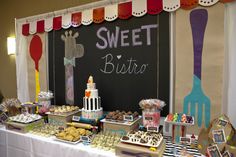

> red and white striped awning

[{"left": 22, "top": 0, "right": 234, "bottom": 36}]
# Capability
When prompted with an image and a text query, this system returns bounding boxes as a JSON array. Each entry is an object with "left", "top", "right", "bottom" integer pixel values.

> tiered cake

[{"left": 82, "top": 76, "right": 103, "bottom": 120}]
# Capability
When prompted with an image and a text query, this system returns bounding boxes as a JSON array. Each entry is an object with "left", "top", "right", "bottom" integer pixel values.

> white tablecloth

[
  {"left": 0, "top": 125, "right": 205, "bottom": 157},
  {"left": 0, "top": 126, "right": 116, "bottom": 157}
]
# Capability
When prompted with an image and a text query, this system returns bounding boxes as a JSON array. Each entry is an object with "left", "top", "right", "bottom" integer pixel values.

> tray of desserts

[
  {"left": 165, "top": 113, "right": 194, "bottom": 126},
  {"left": 46, "top": 105, "right": 80, "bottom": 116},
  {"left": 29, "top": 124, "right": 60, "bottom": 137},
  {"left": 91, "top": 131, "right": 122, "bottom": 151},
  {"left": 103, "top": 110, "right": 139, "bottom": 123},
  {"left": 55, "top": 126, "right": 92, "bottom": 144},
  {"left": 120, "top": 130, "right": 163, "bottom": 148},
  {"left": 54, "top": 137, "right": 81, "bottom": 145},
  {"left": 9, "top": 114, "right": 42, "bottom": 124}
]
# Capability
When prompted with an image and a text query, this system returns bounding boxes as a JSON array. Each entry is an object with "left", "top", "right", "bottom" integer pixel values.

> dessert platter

[
  {"left": 104, "top": 110, "right": 139, "bottom": 123},
  {"left": 9, "top": 114, "right": 42, "bottom": 124},
  {"left": 47, "top": 105, "right": 79, "bottom": 115},
  {"left": 29, "top": 124, "right": 60, "bottom": 137},
  {"left": 120, "top": 130, "right": 163, "bottom": 148},
  {"left": 91, "top": 131, "right": 122, "bottom": 151},
  {"left": 55, "top": 126, "right": 92, "bottom": 144}
]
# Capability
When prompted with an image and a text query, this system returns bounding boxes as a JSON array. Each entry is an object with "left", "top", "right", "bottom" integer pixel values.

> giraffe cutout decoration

[{"left": 61, "top": 30, "right": 84, "bottom": 104}]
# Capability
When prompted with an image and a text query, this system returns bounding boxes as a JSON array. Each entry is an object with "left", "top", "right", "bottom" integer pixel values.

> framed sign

[
  {"left": 0, "top": 112, "right": 8, "bottom": 123},
  {"left": 72, "top": 116, "right": 80, "bottom": 122},
  {"left": 212, "top": 129, "right": 226, "bottom": 144},
  {"left": 207, "top": 145, "right": 222, "bottom": 157},
  {"left": 147, "top": 126, "right": 159, "bottom": 132},
  {"left": 217, "top": 119, "right": 228, "bottom": 127}
]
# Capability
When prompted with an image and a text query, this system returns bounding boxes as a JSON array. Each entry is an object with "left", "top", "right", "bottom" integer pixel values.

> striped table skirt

[{"left": 163, "top": 136, "right": 204, "bottom": 157}]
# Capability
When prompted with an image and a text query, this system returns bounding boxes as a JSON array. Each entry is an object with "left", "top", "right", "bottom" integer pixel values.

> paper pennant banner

[
  {"left": 181, "top": 0, "right": 198, "bottom": 9},
  {"left": 132, "top": 0, "right": 147, "bottom": 17},
  {"left": 37, "top": 20, "right": 44, "bottom": 33},
  {"left": 44, "top": 16, "right": 53, "bottom": 32},
  {"left": 29, "top": 20, "right": 37, "bottom": 35},
  {"left": 22, "top": 23, "right": 29, "bottom": 36},
  {"left": 53, "top": 16, "right": 62, "bottom": 30},
  {"left": 71, "top": 12, "right": 82, "bottom": 27},
  {"left": 147, "top": 0, "right": 163, "bottom": 15},
  {"left": 62, "top": 13, "right": 72, "bottom": 29},
  {"left": 105, "top": 4, "right": 118, "bottom": 21},
  {"left": 199, "top": 0, "right": 219, "bottom": 6},
  {"left": 118, "top": 1, "right": 132, "bottom": 19},
  {"left": 93, "top": 7, "right": 104, "bottom": 23},
  {"left": 21, "top": 0, "right": 235, "bottom": 36},
  {"left": 81, "top": 9, "right": 93, "bottom": 25},
  {"left": 163, "top": 0, "right": 180, "bottom": 12}
]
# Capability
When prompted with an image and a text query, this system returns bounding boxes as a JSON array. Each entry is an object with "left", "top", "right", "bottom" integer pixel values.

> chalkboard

[{"left": 48, "top": 12, "right": 170, "bottom": 116}]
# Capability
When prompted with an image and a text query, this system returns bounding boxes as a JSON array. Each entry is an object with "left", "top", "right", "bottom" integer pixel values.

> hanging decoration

[
  {"left": 71, "top": 12, "right": 82, "bottom": 27},
  {"left": 199, "top": 0, "right": 219, "bottom": 6},
  {"left": 163, "top": 0, "right": 180, "bottom": 12},
  {"left": 180, "top": 0, "right": 198, "bottom": 10},
  {"left": 147, "top": 0, "right": 163, "bottom": 14},
  {"left": 61, "top": 30, "right": 85, "bottom": 104},
  {"left": 81, "top": 9, "right": 93, "bottom": 25},
  {"left": 93, "top": 8, "right": 105, "bottom": 23},
  {"left": 29, "top": 35, "right": 43, "bottom": 102},
  {"left": 21, "top": 0, "right": 234, "bottom": 36},
  {"left": 183, "top": 9, "right": 211, "bottom": 128},
  {"left": 104, "top": 4, "right": 118, "bottom": 21},
  {"left": 44, "top": 16, "right": 53, "bottom": 32}
]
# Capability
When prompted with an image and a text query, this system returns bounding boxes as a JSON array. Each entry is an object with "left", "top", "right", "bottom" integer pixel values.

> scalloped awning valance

[{"left": 21, "top": 0, "right": 234, "bottom": 36}]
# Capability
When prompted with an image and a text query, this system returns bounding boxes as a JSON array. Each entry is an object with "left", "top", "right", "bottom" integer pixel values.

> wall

[
  {"left": 225, "top": 2, "right": 236, "bottom": 127},
  {"left": 0, "top": 0, "right": 100, "bottom": 98}
]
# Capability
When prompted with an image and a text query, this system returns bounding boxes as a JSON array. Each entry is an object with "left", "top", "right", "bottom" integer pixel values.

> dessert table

[
  {"left": 0, "top": 125, "right": 204, "bottom": 157},
  {"left": 0, "top": 126, "right": 115, "bottom": 157}
]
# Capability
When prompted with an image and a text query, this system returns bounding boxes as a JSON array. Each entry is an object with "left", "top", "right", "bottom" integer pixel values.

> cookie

[{"left": 122, "top": 136, "right": 129, "bottom": 141}]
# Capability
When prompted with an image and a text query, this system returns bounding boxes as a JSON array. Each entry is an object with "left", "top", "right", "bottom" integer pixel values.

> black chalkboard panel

[{"left": 49, "top": 13, "right": 169, "bottom": 116}]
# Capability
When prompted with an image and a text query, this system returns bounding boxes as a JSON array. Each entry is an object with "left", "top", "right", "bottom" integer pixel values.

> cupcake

[
  {"left": 118, "top": 116, "right": 123, "bottom": 121},
  {"left": 133, "top": 111, "right": 139, "bottom": 117},
  {"left": 122, "top": 136, "right": 129, "bottom": 141},
  {"left": 127, "top": 111, "right": 132, "bottom": 115}
]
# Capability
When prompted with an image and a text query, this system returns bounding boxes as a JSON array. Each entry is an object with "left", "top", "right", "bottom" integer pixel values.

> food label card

[
  {"left": 212, "top": 129, "right": 226, "bottom": 143},
  {"left": 180, "top": 137, "right": 191, "bottom": 144},
  {"left": 72, "top": 116, "right": 80, "bottom": 122},
  {"left": 0, "top": 104, "right": 4, "bottom": 111},
  {"left": 80, "top": 136, "right": 91, "bottom": 142},
  {"left": 144, "top": 116, "right": 153, "bottom": 121},
  {"left": 222, "top": 151, "right": 231, "bottom": 157},
  {"left": 207, "top": 145, "right": 222, "bottom": 157},
  {"left": 0, "top": 112, "right": 8, "bottom": 123},
  {"left": 147, "top": 126, "right": 159, "bottom": 132}
]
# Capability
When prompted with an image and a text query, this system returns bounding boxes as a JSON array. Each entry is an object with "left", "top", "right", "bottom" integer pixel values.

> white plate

[{"left": 53, "top": 137, "right": 81, "bottom": 145}]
